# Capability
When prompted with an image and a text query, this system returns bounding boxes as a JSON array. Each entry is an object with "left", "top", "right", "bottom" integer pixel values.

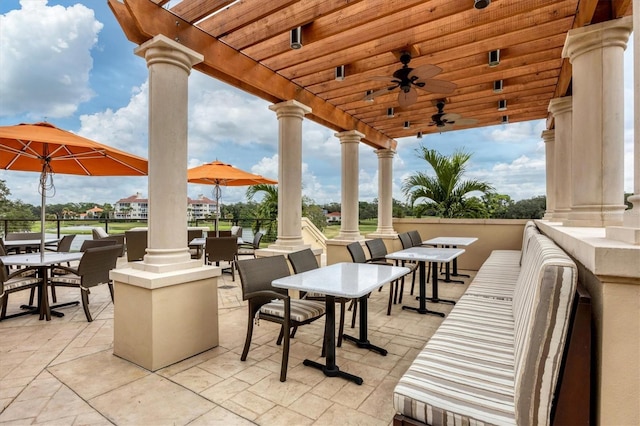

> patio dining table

[
  {"left": 272, "top": 262, "right": 409, "bottom": 385},
  {"left": 0, "top": 252, "right": 83, "bottom": 320},
  {"left": 422, "top": 236, "right": 478, "bottom": 282},
  {"left": 188, "top": 236, "right": 244, "bottom": 259},
  {"left": 3, "top": 237, "right": 61, "bottom": 254}
]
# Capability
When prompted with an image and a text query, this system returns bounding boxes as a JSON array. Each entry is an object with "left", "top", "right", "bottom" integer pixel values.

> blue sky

[{"left": 0, "top": 0, "right": 635, "bottom": 207}]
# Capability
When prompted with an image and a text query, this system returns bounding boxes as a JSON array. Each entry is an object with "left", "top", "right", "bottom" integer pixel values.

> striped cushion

[
  {"left": 465, "top": 250, "right": 521, "bottom": 300},
  {"left": 50, "top": 275, "right": 80, "bottom": 285},
  {"left": 260, "top": 299, "right": 325, "bottom": 322},
  {"left": 3, "top": 276, "right": 40, "bottom": 291}
]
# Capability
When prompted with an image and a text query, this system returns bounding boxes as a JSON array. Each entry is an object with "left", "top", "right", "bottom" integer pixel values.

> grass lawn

[{"left": 322, "top": 219, "right": 378, "bottom": 239}]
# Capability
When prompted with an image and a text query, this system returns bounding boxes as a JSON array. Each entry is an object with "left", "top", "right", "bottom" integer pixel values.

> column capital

[
  {"left": 562, "top": 15, "right": 632, "bottom": 61},
  {"left": 375, "top": 148, "right": 396, "bottom": 159},
  {"left": 335, "top": 130, "right": 364, "bottom": 144},
  {"left": 269, "top": 100, "right": 312, "bottom": 118},
  {"left": 541, "top": 129, "right": 555, "bottom": 143},
  {"left": 135, "top": 34, "right": 204, "bottom": 72},
  {"left": 548, "top": 96, "right": 573, "bottom": 116}
]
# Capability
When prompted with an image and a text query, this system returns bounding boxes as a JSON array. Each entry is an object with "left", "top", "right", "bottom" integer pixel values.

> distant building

[
  {"left": 326, "top": 211, "right": 341, "bottom": 223},
  {"left": 113, "top": 193, "right": 217, "bottom": 220},
  {"left": 81, "top": 206, "right": 104, "bottom": 219}
]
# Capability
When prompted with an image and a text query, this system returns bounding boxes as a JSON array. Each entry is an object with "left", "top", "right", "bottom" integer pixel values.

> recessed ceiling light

[
  {"left": 365, "top": 90, "right": 374, "bottom": 102},
  {"left": 335, "top": 65, "right": 345, "bottom": 81},
  {"left": 501, "top": 115, "right": 509, "bottom": 124},
  {"left": 290, "top": 27, "right": 302, "bottom": 49},
  {"left": 474, "top": 0, "right": 491, "bottom": 10},
  {"left": 387, "top": 107, "right": 394, "bottom": 117},
  {"left": 498, "top": 99, "right": 507, "bottom": 111},
  {"left": 493, "top": 80, "right": 503, "bottom": 93},
  {"left": 403, "top": 121, "right": 410, "bottom": 129},
  {"left": 489, "top": 49, "right": 500, "bottom": 67},
  {"left": 417, "top": 131, "right": 423, "bottom": 139}
]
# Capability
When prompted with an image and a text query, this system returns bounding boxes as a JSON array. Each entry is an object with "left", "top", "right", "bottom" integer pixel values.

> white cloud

[{"left": 0, "top": 0, "right": 103, "bottom": 118}]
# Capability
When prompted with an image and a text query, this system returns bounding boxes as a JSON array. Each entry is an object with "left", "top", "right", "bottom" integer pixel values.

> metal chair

[
  {"left": 397, "top": 232, "right": 418, "bottom": 303},
  {"left": 0, "top": 259, "right": 42, "bottom": 320},
  {"left": 92, "top": 228, "right": 125, "bottom": 256},
  {"left": 237, "top": 232, "right": 263, "bottom": 259},
  {"left": 288, "top": 248, "right": 349, "bottom": 349},
  {"left": 407, "top": 230, "right": 432, "bottom": 291},
  {"left": 236, "top": 255, "right": 326, "bottom": 382},
  {"left": 80, "top": 239, "right": 117, "bottom": 251},
  {"left": 48, "top": 245, "right": 122, "bottom": 322},
  {"left": 187, "top": 229, "right": 203, "bottom": 259},
  {"left": 205, "top": 237, "right": 238, "bottom": 281}
]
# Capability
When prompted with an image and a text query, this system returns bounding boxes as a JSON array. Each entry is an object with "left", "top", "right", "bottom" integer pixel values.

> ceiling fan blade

[
  {"left": 441, "top": 113, "right": 461, "bottom": 121},
  {"left": 417, "top": 79, "right": 458, "bottom": 94},
  {"left": 398, "top": 88, "right": 418, "bottom": 107},
  {"left": 408, "top": 64, "right": 442, "bottom": 81},
  {"left": 364, "top": 86, "right": 397, "bottom": 101},
  {"left": 453, "top": 118, "right": 479, "bottom": 126}
]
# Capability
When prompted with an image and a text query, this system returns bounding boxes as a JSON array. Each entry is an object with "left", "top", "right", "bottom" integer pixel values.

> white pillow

[{"left": 95, "top": 227, "right": 109, "bottom": 238}]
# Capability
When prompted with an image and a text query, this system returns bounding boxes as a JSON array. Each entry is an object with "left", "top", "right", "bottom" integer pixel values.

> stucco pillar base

[
  {"left": 565, "top": 204, "right": 626, "bottom": 228},
  {"left": 264, "top": 242, "right": 310, "bottom": 253},
  {"left": 337, "top": 230, "right": 365, "bottom": 240},
  {"left": 140, "top": 248, "right": 201, "bottom": 273},
  {"left": 606, "top": 196, "right": 640, "bottom": 244},
  {"left": 552, "top": 209, "right": 570, "bottom": 221},
  {"left": 111, "top": 265, "right": 220, "bottom": 371},
  {"left": 368, "top": 228, "right": 397, "bottom": 238}
]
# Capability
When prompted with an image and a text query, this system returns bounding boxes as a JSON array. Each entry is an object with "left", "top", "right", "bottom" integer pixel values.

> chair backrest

[
  {"left": 288, "top": 248, "right": 318, "bottom": 274},
  {"left": 408, "top": 230, "right": 423, "bottom": 247},
  {"left": 57, "top": 235, "right": 76, "bottom": 252},
  {"left": 187, "top": 229, "right": 203, "bottom": 243},
  {"left": 365, "top": 238, "right": 388, "bottom": 260},
  {"left": 5, "top": 232, "right": 41, "bottom": 241},
  {"left": 217, "top": 230, "right": 232, "bottom": 237},
  {"left": 0, "top": 239, "right": 7, "bottom": 256},
  {"left": 251, "top": 232, "right": 263, "bottom": 248},
  {"left": 236, "top": 255, "right": 290, "bottom": 302},
  {"left": 205, "top": 237, "right": 238, "bottom": 263},
  {"left": 80, "top": 239, "right": 117, "bottom": 252},
  {"left": 77, "top": 245, "right": 122, "bottom": 288},
  {"left": 230, "top": 226, "right": 242, "bottom": 237},
  {"left": 398, "top": 232, "right": 413, "bottom": 250},
  {"left": 92, "top": 228, "right": 109, "bottom": 239},
  {"left": 346, "top": 242, "right": 367, "bottom": 263},
  {"left": 125, "top": 230, "right": 147, "bottom": 262}
]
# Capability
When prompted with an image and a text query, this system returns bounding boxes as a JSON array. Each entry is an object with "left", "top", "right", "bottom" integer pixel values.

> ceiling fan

[
  {"left": 427, "top": 100, "right": 478, "bottom": 128},
  {"left": 364, "top": 51, "right": 457, "bottom": 107}
]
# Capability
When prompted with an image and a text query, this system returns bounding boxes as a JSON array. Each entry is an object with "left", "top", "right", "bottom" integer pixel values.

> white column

[
  {"left": 372, "top": 148, "right": 396, "bottom": 236},
  {"left": 607, "top": 3, "right": 640, "bottom": 244},
  {"left": 336, "top": 130, "right": 364, "bottom": 240},
  {"left": 548, "top": 96, "right": 573, "bottom": 221},
  {"left": 269, "top": 100, "right": 311, "bottom": 250},
  {"left": 541, "top": 130, "right": 556, "bottom": 220},
  {"left": 562, "top": 16, "right": 633, "bottom": 227}
]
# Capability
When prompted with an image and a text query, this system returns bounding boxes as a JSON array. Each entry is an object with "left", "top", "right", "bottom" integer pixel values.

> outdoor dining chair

[
  {"left": 80, "top": 239, "right": 117, "bottom": 251},
  {"left": 397, "top": 232, "right": 419, "bottom": 302},
  {"left": 48, "top": 245, "right": 122, "bottom": 322},
  {"left": 288, "top": 248, "right": 349, "bottom": 350},
  {"left": 236, "top": 255, "right": 326, "bottom": 382},
  {"left": 37, "top": 234, "right": 76, "bottom": 304},
  {"left": 0, "top": 259, "right": 42, "bottom": 320},
  {"left": 125, "top": 230, "right": 147, "bottom": 262},
  {"left": 205, "top": 237, "right": 238, "bottom": 281},
  {"left": 237, "top": 232, "right": 263, "bottom": 259},
  {"left": 92, "top": 228, "right": 126, "bottom": 256},
  {"left": 364, "top": 238, "right": 406, "bottom": 315},
  {"left": 187, "top": 229, "right": 203, "bottom": 259},
  {"left": 407, "top": 229, "right": 431, "bottom": 293}
]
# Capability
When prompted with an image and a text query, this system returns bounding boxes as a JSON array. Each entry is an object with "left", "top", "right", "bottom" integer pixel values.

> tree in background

[
  {"left": 402, "top": 147, "right": 494, "bottom": 218},
  {"left": 302, "top": 196, "right": 326, "bottom": 231},
  {"left": 0, "top": 179, "right": 36, "bottom": 232},
  {"left": 482, "top": 193, "right": 513, "bottom": 218},
  {"left": 246, "top": 184, "right": 278, "bottom": 241}
]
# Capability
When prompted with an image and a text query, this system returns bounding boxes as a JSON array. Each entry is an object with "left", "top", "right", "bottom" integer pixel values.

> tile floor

[{"left": 0, "top": 258, "right": 473, "bottom": 425}]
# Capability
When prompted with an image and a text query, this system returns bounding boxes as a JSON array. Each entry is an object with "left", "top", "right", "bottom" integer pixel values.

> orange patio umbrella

[
  {"left": 187, "top": 160, "right": 277, "bottom": 236},
  {"left": 0, "top": 122, "right": 148, "bottom": 254}
]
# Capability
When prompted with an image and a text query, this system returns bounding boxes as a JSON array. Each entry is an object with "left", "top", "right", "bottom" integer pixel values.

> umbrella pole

[{"left": 40, "top": 171, "right": 46, "bottom": 259}]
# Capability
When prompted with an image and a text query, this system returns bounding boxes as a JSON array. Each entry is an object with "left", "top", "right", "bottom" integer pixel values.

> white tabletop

[
  {"left": 0, "top": 252, "right": 83, "bottom": 266},
  {"left": 272, "top": 262, "right": 410, "bottom": 299},
  {"left": 189, "top": 237, "right": 244, "bottom": 246},
  {"left": 386, "top": 247, "right": 465, "bottom": 263},
  {"left": 3, "top": 238, "right": 60, "bottom": 247},
  {"left": 422, "top": 237, "right": 478, "bottom": 246}
]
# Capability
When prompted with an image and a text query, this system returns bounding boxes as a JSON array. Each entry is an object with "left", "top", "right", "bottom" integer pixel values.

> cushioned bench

[{"left": 393, "top": 223, "right": 579, "bottom": 426}]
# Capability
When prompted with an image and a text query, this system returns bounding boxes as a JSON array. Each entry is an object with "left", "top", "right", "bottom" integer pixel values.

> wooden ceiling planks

[{"left": 109, "top": 0, "right": 631, "bottom": 144}]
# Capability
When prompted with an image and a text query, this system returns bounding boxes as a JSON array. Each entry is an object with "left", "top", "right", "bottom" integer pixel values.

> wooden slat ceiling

[{"left": 109, "top": 0, "right": 632, "bottom": 150}]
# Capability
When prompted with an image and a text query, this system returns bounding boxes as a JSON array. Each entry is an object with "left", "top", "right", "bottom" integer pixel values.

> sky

[{"left": 0, "top": 0, "right": 635, "bottom": 208}]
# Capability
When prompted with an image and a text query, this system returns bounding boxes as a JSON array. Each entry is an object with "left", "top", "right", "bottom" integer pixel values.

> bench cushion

[{"left": 465, "top": 250, "right": 521, "bottom": 300}]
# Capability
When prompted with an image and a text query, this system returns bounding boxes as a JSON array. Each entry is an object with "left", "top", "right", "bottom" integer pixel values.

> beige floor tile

[
  {"left": 90, "top": 375, "right": 215, "bottom": 425},
  {"left": 329, "top": 382, "right": 375, "bottom": 409},
  {"left": 255, "top": 405, "right": 314, "bottom": 426},
  {"left": 35, "top": 385, "right": 97, "bottom": 424},
  {"left": 190, "top": 405, "right": 256, "bottom": 425},
  {"left": 218, "top": 398, "right": 259, "bottom": 421},
  {"left": 313, "top": 402, "right": 388, "bottom": 426},
  {"left": 199, "top": 351, "right": 256, "bottom": 379},
  {"left": 0, "top": 396, "right": 47, "bottom": 423},
  {"left": 200, "top": 377, "right": 251, "bottom": 404},
  {"left": 288, "top": 392, "right": 334, "bottom": 420},
  {"left": 248, "top": 375, "right": 311, "bottom": 407},
  {"left": 230, "top": 389, "right": 275, "bottom": 415},
  {"left": 170, "top": 366, "right": 225, "bottom": 393},
  {"left": 309, "top": 376, "right": 347, "bottom": 399},
  {"left": 357, "top": 376, "right": 399, "bottom": 419},
  {"left": 233, "top": 365, "right": 273, "bottom": 385},
  {"left": 48, "top": 350, "right": 149, "bottom": 400}
]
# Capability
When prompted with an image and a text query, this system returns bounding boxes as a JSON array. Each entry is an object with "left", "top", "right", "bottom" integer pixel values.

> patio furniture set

[{"left": 392, "top": 222, "right": 591, "bottom": 426}]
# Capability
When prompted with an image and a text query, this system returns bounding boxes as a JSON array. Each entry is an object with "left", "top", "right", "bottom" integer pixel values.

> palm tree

[
  {"left": 402, "top": 147, "right": 494, "bottom": 218},
  {"left": 246, "top": 184, "right": 278, "bottom": 239}
]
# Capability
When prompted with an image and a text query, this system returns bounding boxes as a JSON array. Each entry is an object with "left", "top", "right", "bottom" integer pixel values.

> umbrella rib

[{"left": 0, "top": 140, "right": 44, "bottom": 169}]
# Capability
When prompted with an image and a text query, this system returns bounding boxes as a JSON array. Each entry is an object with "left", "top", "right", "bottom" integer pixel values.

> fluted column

[
  {"left": 269, "top": 100, "right": 311, "bottom": 250},
  {"left": 548, "top": 96, "right": 573, "bottom": 221},
  {"left": 373, "top": 149, "right": 396, "bottom": 235},
  {"left": 607, "top": 3, "right": 640, "bottom": 244},
  {"left": 336, "top": 130, "right": 364, "bottom": 240},
  {"left": 562, "top": 16, "right": 632, "bottom": 227},
  {"left": 135, "top": 34, "right": 203, "bottom": 270},
  {"left": 541, "top": 130, "right": 556, "bottom": 220}
]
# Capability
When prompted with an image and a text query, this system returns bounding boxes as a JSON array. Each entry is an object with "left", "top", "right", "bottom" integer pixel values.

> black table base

[
  {"left": 402, "top": 261, "right": 445, "bottom": 317},
  {"left": 342, "top": 294, "right": 388, "bottom": 355}
]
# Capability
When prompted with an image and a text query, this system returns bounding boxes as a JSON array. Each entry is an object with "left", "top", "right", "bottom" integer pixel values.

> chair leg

[
  {"left": 280, "top": 321, "right": 290, "bottom": 382},
  {"left": 51, "top": 284, "right": 57, "bottom": 303},
  {"left": 350, "top": 299, "right": 358, "bottom": 328},
  {"left": 81, "top": 289, "right": 93, "bottom": 322},
  {"left": 387, "top": 281, "right": 395, "bottom": 316},
  {"left": 28, "top": 288, "right": 35, "bottom": 306},
  {"left": 276, "top": 325, "right": 285, "bottom": 346},
  {"left": 241, "top": 310, "right": 254, "bottom": 361},
  {"left": 290, "top": 326, "right": 298, "bottom": 339},
  {"left": 108, "top": 283, "right": 114, "bottom": 303},
  {"left": 0, "top": 295, "right": 7, "bottom": 319}
]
